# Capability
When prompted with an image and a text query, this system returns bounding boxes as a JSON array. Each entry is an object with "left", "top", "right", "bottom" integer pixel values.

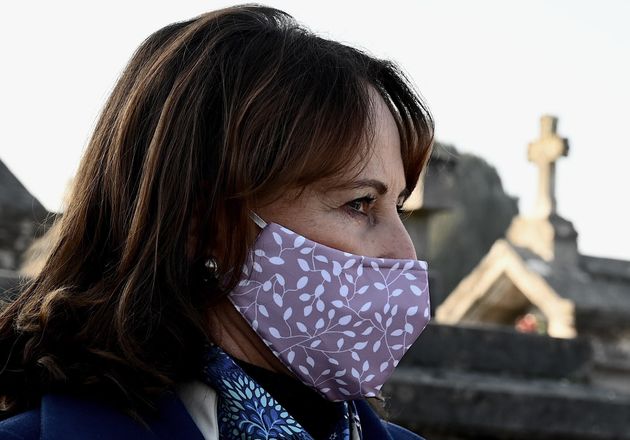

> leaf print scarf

[{"left": 201, "top": 344, "right": 362, "bottom": 440}]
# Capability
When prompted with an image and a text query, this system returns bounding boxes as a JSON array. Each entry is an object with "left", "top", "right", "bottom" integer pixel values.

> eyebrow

[{"left": 333, "top": 178, "right": 411, "bottom": 200}]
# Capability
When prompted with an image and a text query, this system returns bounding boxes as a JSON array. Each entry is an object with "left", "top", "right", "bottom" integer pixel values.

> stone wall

[
  {"left": 0, "top": 159, "right": 51, "bottom": 273},
  {"left": 418, "top": 147, "right": 518, "bottom": 308},
  {"left": 384, "top": 323, "right": 630, "bottom": 439}
]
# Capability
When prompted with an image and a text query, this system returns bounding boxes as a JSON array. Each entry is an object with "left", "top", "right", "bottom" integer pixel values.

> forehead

[{"left": 355, "top": 89, "right": 405, "bottom": 193}]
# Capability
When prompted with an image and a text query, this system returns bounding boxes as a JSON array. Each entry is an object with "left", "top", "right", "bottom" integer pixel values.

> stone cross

[{"left": 527, "top": 115, "right": 569, "bottom": 218}]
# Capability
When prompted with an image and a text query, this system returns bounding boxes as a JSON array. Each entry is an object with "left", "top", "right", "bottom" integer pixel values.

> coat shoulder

[
  {"left": 0, "top": 408, "right": 41, "bottom": 440},
  {"left": 383, "top": 420, "right": 426, "bottom": 440},
  {"left": 0, "top": 392, "right": 204, "bottom": 440},
  {"left": 352, "top": 399, "right": 426, "bottom": 440}
]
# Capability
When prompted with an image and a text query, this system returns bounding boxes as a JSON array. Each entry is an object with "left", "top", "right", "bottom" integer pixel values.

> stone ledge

[
  {"left": 384, "top": 368, "right": 630, "bottom": 440},
  {"left": 400, "top": 323, "right": 592, "bottom": 380}
]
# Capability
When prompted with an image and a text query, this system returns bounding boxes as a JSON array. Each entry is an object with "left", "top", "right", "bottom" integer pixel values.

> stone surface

[
  {"left": 507, "top": 213, "right": 579, "bottom": 265},
  {"left": 580, "top": 255, "right": 630, "bottom": 283},
  {"left": 385, "top": 323, "right": 630, "bottom": 440},
  {"left": 527, "top": 115, "right": 569, "bottom": 218},
  {"left": 399, "top": 323, "right": 592, "bottom": 380},
  {"left": 385, "top": 368, "right": 630, "bottom": 440},
  {"left": 0, "top": 159, "right": 50, "bottom": 273},
  {"left": 507, "top": 116, "right": 576, "bottom": 265},
  {"left": 436, "top": 240, "right": 578, "bottom": 338},
  {"left": 408, "top": 144, "right": 518, "bottom": 309},
  {"left": 436, "top": 115, "right": 630, "bottom": 343},
  {"left": 438, "top": 235, "right": 630, "bottom": 339}
]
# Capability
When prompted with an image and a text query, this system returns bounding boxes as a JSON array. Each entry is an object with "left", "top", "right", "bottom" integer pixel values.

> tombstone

[
  {"left": 404, "top": 143, "right": 518, "bottom": 309},
  {"left": 435, "top": 115, "right": 630, "bottom": 393}
]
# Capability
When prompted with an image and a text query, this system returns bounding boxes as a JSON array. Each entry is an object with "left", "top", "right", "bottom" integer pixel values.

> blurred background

[{"left": 1, "top": 1, "right": 629, "bottom": 438}]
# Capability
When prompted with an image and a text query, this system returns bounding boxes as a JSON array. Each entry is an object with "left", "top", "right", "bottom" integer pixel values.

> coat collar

[
  {"left": 354, "top": 399, "right": 424, "bottom": 440},
  {"left": 38, "top": 392, "right": 421, "bottom": 439}
]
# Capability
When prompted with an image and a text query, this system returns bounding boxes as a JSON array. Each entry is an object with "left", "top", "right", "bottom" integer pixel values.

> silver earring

[
  {"left": 201, "top": 257, "right": 219, "bottom": 284},
  {"left": 204, "top": 258, "right": 218, "bottom": 271}
]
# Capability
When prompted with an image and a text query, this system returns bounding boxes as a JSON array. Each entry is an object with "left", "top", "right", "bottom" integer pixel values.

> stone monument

[
  {"left": 507, "top": 115, "right": 579, "bottom": 266},
  {"left": 384, "top": 116, "right": 630, "bottom": 440},
  {"left": 435, "top": 114, "right": 630, "bottom": 386}
]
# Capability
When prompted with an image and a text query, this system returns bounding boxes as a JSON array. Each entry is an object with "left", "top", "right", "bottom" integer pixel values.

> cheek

[
  {"left": 303, "top": 216, "right": 370, "bottom": 255},
  {"left": 257, "top": 192, "right": 370, "bottom": 255}
]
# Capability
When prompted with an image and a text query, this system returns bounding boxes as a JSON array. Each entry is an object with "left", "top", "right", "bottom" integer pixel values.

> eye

[{"left": 346, "top": 195, "right": 376, "bottom": 217}]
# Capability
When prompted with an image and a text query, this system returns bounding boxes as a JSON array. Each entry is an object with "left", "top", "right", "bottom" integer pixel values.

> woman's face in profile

[{"left": 257, "top": 89, "right": 418, "bottom": 261}]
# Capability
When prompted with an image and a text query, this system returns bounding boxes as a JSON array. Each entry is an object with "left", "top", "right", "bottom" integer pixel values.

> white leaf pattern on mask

[{"left": 228, "top": 222, "right": 430, "bottom": 401}]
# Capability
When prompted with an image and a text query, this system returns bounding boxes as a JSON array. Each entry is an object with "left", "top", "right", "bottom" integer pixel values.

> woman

[{"left": 0, "top": 4, "right": 433, "bottom": 439}]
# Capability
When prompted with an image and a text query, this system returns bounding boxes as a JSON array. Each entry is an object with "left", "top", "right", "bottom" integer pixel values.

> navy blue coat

[{"left": 0, "top": 392, "right": 423, "bottom": 439}]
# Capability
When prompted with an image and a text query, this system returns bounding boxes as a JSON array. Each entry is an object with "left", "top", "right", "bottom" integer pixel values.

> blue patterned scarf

[{"left": 201, "top": 345, "right": 362, "bottom": 439}]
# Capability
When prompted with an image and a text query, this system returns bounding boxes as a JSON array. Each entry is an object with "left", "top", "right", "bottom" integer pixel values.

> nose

[{"left": 379, "top": 217, "right": 418, "bottom": 260}]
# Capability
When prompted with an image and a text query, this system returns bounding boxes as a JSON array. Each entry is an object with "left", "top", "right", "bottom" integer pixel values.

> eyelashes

[
  {"left": 345, "top": 195, "right": 407, "bottom": 219},
  {"left": 347, "top": 195, "right": 376, "bottom": 215}
]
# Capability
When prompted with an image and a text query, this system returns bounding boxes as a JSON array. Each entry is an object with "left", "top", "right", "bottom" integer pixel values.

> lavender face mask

[{"left": 227, "top": 212, "right": 431, "bottom": 401}]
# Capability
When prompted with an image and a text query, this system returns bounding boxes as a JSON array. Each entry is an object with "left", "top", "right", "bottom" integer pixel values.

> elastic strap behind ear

[{"left": 249, "top": 211, "right": 268, "bottom": 229}]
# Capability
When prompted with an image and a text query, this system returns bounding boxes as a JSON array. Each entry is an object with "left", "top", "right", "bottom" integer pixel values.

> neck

[{"left": 207, "top": 296, "right": 292, "bottom": 376}]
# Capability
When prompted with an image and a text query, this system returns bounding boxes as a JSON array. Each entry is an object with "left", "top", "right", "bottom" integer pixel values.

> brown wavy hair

[{"left": 0, "top": 4, "right": 433, "bottom": 421}]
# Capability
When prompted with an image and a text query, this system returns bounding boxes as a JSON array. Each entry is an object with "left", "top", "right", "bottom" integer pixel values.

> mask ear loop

[{"left": 249, "top": 211, "right": 268, "bottom": 229}]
